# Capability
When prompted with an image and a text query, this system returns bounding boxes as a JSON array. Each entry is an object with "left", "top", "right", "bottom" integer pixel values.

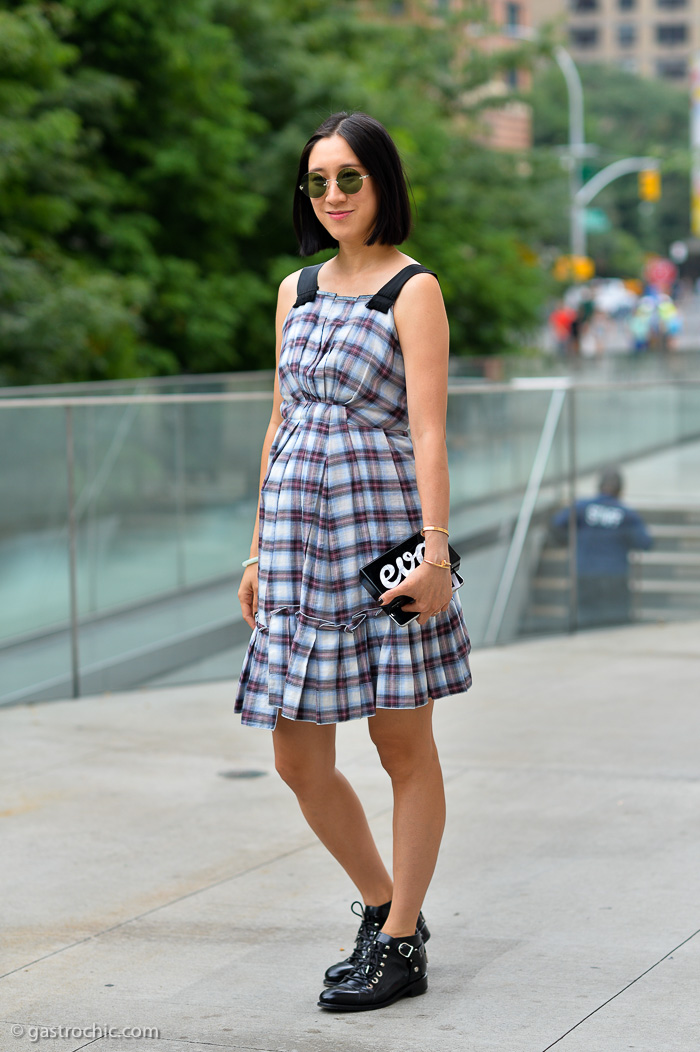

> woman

[{"left": 235, "top": 111, "right": 472, "bottom": 1012}]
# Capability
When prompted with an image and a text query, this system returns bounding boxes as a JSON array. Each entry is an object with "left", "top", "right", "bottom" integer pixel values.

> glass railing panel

[
  {"left": 3, "top": 377, "right": 700, "bottom": 704},
  {"left": 447, "top": 386, "right": 559, "bottom": 510},
  {"left": 69, "top": 394, "right": 271, "bottom": 619},
  {"left": 678, "top": 381, "right": 700, "bottom": 443},
  {"left": 0, "top": 405, "right": 70, "bottom": 640},
  {"left": 574, "top": 384, "right": 679, "bottom": 472},
  {"left": 70, "top": 395, "right": 272, "bottom": 691},
  {"left": 0, "top": 405, "right": 73, "bottom": 703},
  {"left": 177, "top": 395, "right": 272, "bottom": 583},
  {"left": 73, "top": 400, "right": 186, "bottom": 615}
]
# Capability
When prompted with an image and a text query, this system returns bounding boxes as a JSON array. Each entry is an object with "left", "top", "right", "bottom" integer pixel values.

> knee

[
  {"left": 272, "top": 722, "right": 336, "bottom": 797},
  {"left": 371, "top": 734, "right": 439, "bottom": 782},
  {"left": 374, "top": 742, "right": 411, "bottom": 781},
  {"left": 274, "top": 752, "right": 306, "bottom": 793},
  {"left": 274, "top": 751, "right": 330, "bottom": 797}
]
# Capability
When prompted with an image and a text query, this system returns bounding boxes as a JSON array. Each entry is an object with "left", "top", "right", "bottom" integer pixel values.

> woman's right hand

[{"left": 238, "top": 563, "right": 259, "bottom": 630}]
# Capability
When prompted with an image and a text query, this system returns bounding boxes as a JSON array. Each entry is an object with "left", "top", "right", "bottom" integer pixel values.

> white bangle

[{"left": 242, "top": 556, "right": 259, "bottom": 567}]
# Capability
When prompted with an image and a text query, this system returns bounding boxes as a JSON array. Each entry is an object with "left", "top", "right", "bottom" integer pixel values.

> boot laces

[
  {"left": 362, "top": 938, "right": 388, "bottom": 983},
  {"left": 345, "top": 901, "right": 382, "bottom": 966},
  {"left": 337, "top": 938, "right": 388, "bottom": 992}
]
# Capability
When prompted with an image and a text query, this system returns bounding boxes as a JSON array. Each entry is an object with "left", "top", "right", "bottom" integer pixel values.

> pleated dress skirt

[{"left": 234, "top": 266, "right": 472, "bottom": 729}]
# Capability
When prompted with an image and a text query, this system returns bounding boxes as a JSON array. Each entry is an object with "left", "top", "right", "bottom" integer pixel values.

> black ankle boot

[
  {"left": 323, "top": 900, "right": 390, "bottom": 987},
  {"left": 323, "top": 901, "right": 431, "bottom": 987},
  {"left": 318, "top": 930, "right": 428, "bottom": 1011}
]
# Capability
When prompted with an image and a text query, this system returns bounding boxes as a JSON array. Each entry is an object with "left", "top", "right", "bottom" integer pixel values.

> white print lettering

[
  {"left": 584, "top": 503, "right": 625, "bottom": 529},
  {"left": 379, "top": 540, "right": 426, "bottom": 588}
]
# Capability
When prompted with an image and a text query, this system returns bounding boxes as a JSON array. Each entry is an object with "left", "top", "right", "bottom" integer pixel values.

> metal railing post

[
  {"left": 483, "top": 384, "right": 568, "bottom": 646},
  {"left": 174, "top": 401, "right": 187, "bottom": 589},
  {"left": 567, "top": 387, "right": 579, "bottom": 633},
  {"left": 65, "top": 406, "right": 81, "bottom": 698}
]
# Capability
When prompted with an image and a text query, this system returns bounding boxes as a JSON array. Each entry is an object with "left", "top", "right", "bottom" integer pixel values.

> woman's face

[{"left": 305, "top": 134, "right": 379, "bottom": 246}]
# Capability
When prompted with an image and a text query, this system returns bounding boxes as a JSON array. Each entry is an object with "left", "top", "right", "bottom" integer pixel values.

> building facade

[
  {"left": 531, "top": 0, "right": 700, "bottom": 84},
  {"left": 477, "top": 0, "right": 534, "bottom": 149}
]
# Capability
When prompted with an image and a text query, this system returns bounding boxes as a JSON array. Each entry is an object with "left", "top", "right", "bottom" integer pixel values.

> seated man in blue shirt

[{"left": 551, "top": 468, "right": 653, "bottom": 628}]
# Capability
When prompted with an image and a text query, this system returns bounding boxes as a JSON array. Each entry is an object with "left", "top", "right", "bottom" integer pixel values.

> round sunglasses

[{"left": 299, "top": 168, "right": 371, "bottom": 199}]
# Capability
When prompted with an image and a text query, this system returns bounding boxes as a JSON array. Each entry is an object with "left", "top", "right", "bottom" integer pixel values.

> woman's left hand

[{"left": 378, "top": 561, "right": 453, "bottom": 626}]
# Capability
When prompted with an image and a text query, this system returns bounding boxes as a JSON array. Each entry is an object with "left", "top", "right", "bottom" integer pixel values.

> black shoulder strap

[
  {"left": 292, "top": 263, "right": 324, "bottom": 308},
  {"left": 366, "top": 264, "right": 438, "bottom": 313}
]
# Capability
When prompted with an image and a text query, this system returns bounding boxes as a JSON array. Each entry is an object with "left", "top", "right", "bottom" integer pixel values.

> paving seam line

[{"left": 539, "top": 925, "right": 700, "bottom": 1051}]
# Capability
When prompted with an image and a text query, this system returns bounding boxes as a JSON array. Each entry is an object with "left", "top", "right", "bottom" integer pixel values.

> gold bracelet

[
  {"left": 423, "top": 557, "right": 452, "bottom": 570},
  {"left": 421, "top": 525, "right": 449, "bottom": 537}
]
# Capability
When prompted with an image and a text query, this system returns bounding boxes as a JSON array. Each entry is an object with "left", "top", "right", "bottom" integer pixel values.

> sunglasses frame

[{"left": 299, "top": 168, "right": 371, "bottom": 199}]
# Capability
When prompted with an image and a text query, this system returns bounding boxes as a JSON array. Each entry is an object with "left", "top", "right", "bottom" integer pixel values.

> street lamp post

[{"left": 553, "top": 44, "right": 586, "bottom": 258}]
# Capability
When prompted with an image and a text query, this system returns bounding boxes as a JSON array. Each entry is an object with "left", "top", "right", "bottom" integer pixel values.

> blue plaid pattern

[{"left": 234, "top": 285, "right": 472, "bottom": 729}]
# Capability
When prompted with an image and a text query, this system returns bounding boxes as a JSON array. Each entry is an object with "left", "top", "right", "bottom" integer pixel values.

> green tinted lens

[
  {"left": 302, "top": 173, "right": 327, "bottom": 198},
  {"left": 336, "top": 169, "right": 364, "bottom": 194}
]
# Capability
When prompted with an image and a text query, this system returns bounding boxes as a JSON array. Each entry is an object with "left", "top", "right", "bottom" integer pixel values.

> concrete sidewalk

[{"left": 1, "top": 620, "right": 699, "bottom": 1052}]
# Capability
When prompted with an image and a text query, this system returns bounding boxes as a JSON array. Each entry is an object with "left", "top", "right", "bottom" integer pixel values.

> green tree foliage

[
  {"left": 0, "top": 4, "right": 152, "bottom": 382},
  {"left": 529, "top": 61, "right": 690, "bottom": 273},
  {"left": 0, "top": 0, "right": 552, "bottom": 384},
  {"left": 60, "top": 0, "right": 269, "bottom": 372}
]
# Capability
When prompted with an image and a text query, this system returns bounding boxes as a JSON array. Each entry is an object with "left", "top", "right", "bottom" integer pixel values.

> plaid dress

[{"left": 234, "top": 262, "right": 472, "bottom": 729}]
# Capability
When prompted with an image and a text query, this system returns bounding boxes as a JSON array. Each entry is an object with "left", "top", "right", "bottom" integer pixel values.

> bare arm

[
  {"left": 375, "top": 273, "right": 454, "bottom": 626},
  {"left": 394, "top": 273, "right": 451, "bottom": 564}
]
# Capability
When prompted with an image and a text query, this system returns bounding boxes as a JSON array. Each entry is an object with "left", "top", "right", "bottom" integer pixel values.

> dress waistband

[{"left": 282, "top": 399, "right": 409, "bottom": 435}]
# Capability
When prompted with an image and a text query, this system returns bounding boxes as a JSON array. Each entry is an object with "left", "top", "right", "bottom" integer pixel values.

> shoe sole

[
  {"left": 322, "top": 920, "right": 431, "bottom": 988},
  {"left": 318, "top": 975, "right": 428, "bottom": 1012}
]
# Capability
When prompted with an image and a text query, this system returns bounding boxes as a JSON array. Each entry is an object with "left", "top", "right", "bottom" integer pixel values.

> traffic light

[
  {"left": 553, "top": 255, "right": 595, "bottom": 282},
  {"left": 639, "top": 169, "right": 661, "bottom": 202}
]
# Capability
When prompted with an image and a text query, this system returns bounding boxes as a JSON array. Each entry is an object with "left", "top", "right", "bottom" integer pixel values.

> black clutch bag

[{"left": 359, "top": 530, "right": 464, "bottom": 626}]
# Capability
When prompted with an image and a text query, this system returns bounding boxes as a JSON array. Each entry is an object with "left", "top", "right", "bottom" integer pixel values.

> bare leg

[
  {"left": 272, "top": 715, "right": 393, "bottom": 905},
  {"left": 368, "top": 699, "right": 445, "bottom": 938}
]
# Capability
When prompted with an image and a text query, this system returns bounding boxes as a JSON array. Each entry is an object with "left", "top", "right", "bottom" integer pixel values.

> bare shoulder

[
  {"left": 397, "top": 255, "right": 441, "bottom": 295},
  {"left": 393, "top": 265, "right": 448, "bottom": 363},
  {"left": 279, "top": 268, "right": 302, "bottom": 301},
  {"left": 404, "top": 269, "right": 441, "bottom": 294},
  {"left": 276, "top": 269, "right": 303, "bottom": 323},
  {"left": 394, "top": 269, "right": 445, "bottom": 320}
]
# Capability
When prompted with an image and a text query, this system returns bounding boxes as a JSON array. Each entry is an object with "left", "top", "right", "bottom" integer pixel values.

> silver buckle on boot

[{"left": 398, "top": 942, "right": 415, "bottom": 957}]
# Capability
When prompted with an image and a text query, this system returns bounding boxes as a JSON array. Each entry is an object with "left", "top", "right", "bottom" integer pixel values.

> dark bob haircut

[{"left": 292, "top": 111, "right": 413, "bottom": 257}]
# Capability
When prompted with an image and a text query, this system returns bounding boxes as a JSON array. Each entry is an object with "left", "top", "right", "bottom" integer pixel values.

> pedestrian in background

[
  {"left": 551, "top": 467, "right": 653, "bottom": 627},
  {"left": 549, "top": 300, "right": 577, "bottom": 356}
]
